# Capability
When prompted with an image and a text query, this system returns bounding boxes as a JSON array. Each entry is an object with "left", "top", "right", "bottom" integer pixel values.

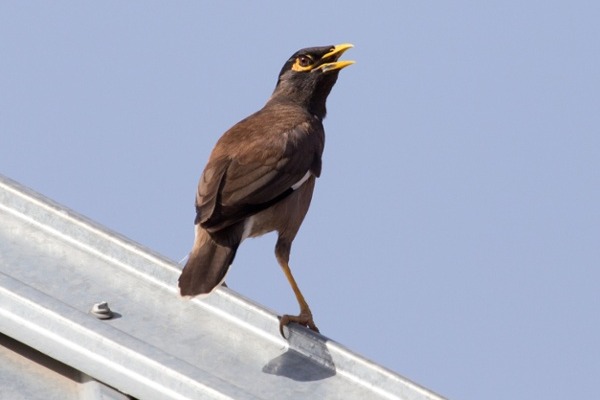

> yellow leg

[{"left": 278, "top": 260, "right": 319, "bottom": 336}]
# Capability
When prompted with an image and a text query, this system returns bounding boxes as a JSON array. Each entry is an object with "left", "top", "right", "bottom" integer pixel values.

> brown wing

[{"left": 195, "top": 107, "right": 324, "bottom": 232}]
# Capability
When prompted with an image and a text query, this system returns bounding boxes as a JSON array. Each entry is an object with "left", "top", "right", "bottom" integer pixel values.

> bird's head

[{"left": 270, "top": 43, "right": 354, "bottom": 119}]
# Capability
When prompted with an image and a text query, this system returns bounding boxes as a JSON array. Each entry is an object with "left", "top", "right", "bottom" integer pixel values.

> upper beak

[{"left": 316, "top": 43, "right": 355, "bottom": 73}]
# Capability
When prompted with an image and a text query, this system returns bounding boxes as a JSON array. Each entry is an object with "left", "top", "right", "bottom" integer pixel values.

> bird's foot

[{"left": 279, "top": 310, "right": 319, "bottom": 337}]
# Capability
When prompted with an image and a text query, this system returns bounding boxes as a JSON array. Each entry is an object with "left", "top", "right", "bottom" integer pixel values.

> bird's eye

[
  {"left": 291, "top": 55, "right": 314, "bottom": 72},
  {"left": 298, "top": 55, "right": 312, "bottom": 67}
]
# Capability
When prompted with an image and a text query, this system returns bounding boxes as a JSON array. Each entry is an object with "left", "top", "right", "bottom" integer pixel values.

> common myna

[{"left": 179, "top": 43, "right": 354, "bottom": 335}]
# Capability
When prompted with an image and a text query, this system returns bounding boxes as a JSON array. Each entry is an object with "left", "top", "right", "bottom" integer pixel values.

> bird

[{"left": 178, "top": 43, "right": 354, "bottom": 336}]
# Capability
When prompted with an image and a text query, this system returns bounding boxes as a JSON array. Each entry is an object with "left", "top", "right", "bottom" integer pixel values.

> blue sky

[{"left": 1, "top": 2, "right": 599, "bottom": 399}]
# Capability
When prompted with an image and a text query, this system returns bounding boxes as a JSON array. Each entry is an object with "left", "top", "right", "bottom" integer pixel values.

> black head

[{"left": 269, "top": 43, "right": 354, "bottom": 120}]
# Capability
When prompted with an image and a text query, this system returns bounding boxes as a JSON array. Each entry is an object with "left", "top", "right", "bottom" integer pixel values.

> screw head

[{"left": 90, "top": 301, "right": 113, "bottom": 320}]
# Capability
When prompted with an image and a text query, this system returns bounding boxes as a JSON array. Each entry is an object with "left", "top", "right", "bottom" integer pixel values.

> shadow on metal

[
  {"left": 263, "top": 327, "right": 336, "bottom": 382},
  {"left": 262, "top": 348, "right": 336, "bottom": 382}
]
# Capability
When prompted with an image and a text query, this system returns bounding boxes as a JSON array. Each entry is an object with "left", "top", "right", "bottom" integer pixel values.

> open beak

[{"left": 316, "top": 43, "right": 355, "bottom": 73}]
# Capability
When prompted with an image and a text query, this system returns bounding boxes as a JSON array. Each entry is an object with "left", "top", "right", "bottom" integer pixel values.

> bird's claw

[{"left": 279, "top": 311, "right": 319, "bottom": 338}]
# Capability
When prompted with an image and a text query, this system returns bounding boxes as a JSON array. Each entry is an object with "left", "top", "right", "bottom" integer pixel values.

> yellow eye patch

[{"left": 291, "top": 55, "right": 314, "bottom": 72}]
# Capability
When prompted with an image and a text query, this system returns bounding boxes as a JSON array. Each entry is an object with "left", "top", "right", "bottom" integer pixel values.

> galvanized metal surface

[
  {"left": 0, "top": 174, "right": 446, "bottom": 400},
  {"left": 0, "top": 333, "right": 130, "bottom": 400},
  {"left": 0, "top": 333, "right": 81, "bottom": 400}
]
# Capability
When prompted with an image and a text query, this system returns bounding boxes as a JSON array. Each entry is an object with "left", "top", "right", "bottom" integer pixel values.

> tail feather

[{"left": 178, "top": 229, "right": 236, "bottom": 296}]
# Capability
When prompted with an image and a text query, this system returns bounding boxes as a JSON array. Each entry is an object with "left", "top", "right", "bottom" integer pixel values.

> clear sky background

[{"left": 1, "top": 2, "right": 599, "bottom": 399}]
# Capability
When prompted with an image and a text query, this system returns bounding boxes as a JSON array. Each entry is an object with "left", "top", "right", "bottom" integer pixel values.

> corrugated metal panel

[
  {"left": 0, "top": 174, "right": 446, "bottom": 400},
  {"left": 0, "top": 333, "right": 130, "bottom": 400}
]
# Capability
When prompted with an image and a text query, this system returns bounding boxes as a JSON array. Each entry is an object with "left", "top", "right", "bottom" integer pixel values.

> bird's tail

[{"left": 178, "top": 228, "right": 236, "bottom": 296}]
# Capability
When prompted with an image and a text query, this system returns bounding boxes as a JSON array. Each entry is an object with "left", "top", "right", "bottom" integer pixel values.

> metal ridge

[{"left": 0, "top": 174, "right": 446, "bottom": 400}]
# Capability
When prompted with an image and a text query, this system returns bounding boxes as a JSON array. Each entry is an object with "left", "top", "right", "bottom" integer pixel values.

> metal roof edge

[{"left": 0, "top": 174, "right": 446, "bottom": 400}]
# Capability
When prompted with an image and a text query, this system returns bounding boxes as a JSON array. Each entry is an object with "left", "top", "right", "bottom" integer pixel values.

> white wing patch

[
  {"left": 291, "top": 171, "right": 312, "bottom": 190},
  {"left": 241, "top": 216, "right": 255, "bottom": 241}
]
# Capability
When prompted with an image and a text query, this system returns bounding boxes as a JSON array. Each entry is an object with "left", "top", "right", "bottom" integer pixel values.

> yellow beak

[{"left": 316, "top": 43, "right": 355, "bottom": 73}]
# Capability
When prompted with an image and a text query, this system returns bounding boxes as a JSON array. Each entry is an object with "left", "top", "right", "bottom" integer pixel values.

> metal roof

[{"left": 0, "top": 174, "right": 446, "bottom": 400}]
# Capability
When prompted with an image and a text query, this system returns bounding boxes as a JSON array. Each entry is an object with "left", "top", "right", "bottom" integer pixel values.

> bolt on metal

[{"left": 90, "top": 301, "right": 113, "bottom": 320}]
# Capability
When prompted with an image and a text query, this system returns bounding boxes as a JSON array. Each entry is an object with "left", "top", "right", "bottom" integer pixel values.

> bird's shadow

[{"left": 262, "top": 327, "right": 336, "bottom": 382}]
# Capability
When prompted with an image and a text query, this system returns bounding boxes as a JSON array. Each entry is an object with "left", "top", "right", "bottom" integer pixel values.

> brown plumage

[{"left": 178, "top": 43, "right": 354, "bottom": 335}]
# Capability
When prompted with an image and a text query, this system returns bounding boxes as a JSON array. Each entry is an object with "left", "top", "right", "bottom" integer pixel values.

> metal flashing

[{"left": 0, "top": 174, "right": 446, "bottom": 400}]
